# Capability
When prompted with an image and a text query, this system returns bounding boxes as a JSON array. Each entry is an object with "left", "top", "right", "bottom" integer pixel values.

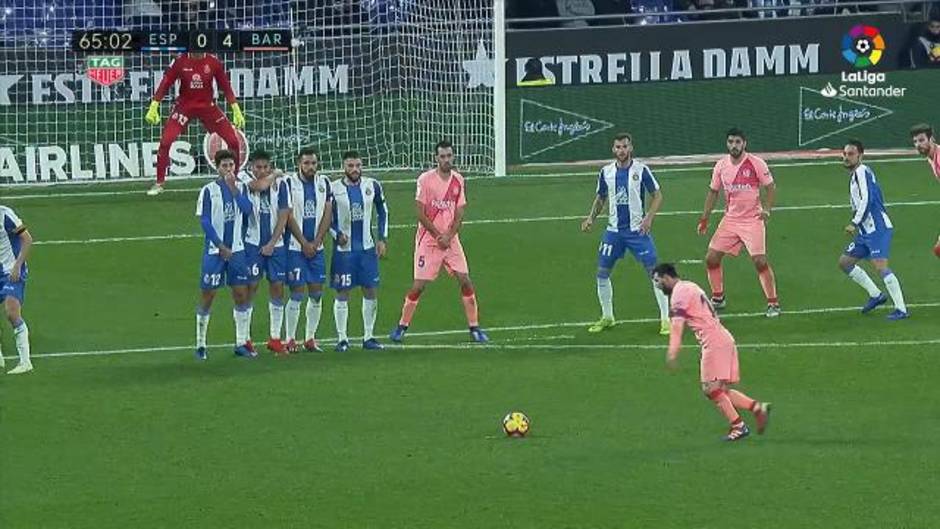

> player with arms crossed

[
  {"left": 0, "top": 205, "right": 33, "bottom": 374},
  {"left": 390, "top": 140, "right": 489, "bottom": 343},
  {"left": 238, "top": 150, "right": 292, "bottom": 356},
  {"left": 653, "top": 263, "right": 771, "bottom": 442},
  {"left": 283, "top": 148, "right": 334, "bottom": 352},
  {"left": 838, "top": 140, "right": 909, "bottom": 320},
  {"left": 330, "top": 151, "right": 388, "bottom": 351},
  {"left": 698, "top": 128, "right": 780, "bottom": 317},
  {"left": 194, "top": 150, "right": 255, "bottom": 360},
  {"left": 909, "top": 123, "right": 940, "bottom": 256},
  {"left": 581, "top": 133, "right": 670, "bottom": 335},
  {"left": 145, "top": 52, "right": 245, "bottom": 196}
]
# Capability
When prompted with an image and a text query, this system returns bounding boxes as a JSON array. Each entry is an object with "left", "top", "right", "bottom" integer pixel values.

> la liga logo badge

[{"left": 841, "top": 25, "right": 885, "bottom": 68}]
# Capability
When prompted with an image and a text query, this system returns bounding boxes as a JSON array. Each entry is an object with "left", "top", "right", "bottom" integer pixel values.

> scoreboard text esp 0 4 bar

[{"left": 71, "top": 30, "right": 293, "bottom": 53}]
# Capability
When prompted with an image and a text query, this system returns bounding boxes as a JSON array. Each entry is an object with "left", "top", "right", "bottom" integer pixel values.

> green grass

[{"left": 1, "top": 157, "right": 939, "bottom": 528}]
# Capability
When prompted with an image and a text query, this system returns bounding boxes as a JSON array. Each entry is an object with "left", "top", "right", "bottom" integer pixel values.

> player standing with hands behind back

[{"left": 145, "top": 52, "right": 246, "bottom": 196}]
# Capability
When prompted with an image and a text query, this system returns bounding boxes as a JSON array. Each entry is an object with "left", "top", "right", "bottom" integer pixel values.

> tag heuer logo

[{"left": 86, "top": 56, "right": 125, "bottom": 87}]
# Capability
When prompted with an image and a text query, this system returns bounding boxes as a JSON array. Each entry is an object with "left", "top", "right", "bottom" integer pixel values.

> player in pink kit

[
  {"left": 389, "top": 141, "right": 489, "bottom": 343},
  {"left": 653, "top": 263, "right": 772, "bottom": 441},
  {"left": 698, "top": 128, "right": 780, "bottom": 317},
  {"left": 909, "top": 123, "right": 940, "bottom": 257}
]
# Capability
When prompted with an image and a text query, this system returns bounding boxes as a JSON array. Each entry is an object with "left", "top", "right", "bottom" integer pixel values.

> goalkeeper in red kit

[{"left": 144, "top": 52, "right": 245, "bottom": 196}]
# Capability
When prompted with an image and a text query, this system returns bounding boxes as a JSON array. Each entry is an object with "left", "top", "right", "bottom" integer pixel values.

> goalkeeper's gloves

[
  {"left": 145, "top": 100, "right": 161, "bottom": 126},
  {"left": 231, "top": 102, "right": 245, "bottom": 129}
]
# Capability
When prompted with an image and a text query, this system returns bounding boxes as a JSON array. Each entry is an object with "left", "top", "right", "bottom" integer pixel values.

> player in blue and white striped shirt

[
  {"left": 0, "top": 205, "right": 33, "bottom": 374},
  {"left": 283, "top": 147, "right": 334, "bottom": 353},
  {"left": 238, "top": 150, "right": 292, "bottom": 356},
  {"left": 838, "top": 139, "right": 909, "bottom": 320},
  {"left": 581, "top": 133, "right": 670, "bottom": 335},
  {"left": 194, "top": 149, "right": 255, "bottom": 360},
  {"left": 329, "top": 151, "right": 388, "bottom": 351}
]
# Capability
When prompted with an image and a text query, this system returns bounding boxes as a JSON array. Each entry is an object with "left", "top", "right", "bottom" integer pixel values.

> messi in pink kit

[
  {"left": 698, "top": 128, "right": 780, "bottom": 317},
  {"left": 389, "top": 141, "right": 489, "bottom": 344},
  {"left": 653, "top": 263, "right": 772, "bottom": 441},
  {"left": 910, "top": 123, "right": 940, "bottom": 254}
]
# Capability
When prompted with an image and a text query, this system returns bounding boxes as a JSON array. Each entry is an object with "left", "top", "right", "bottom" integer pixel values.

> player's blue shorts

[
  {"left": 598, "top": 230, "right": 658, "bottom": 270},
  {"left": 845, "top": 229, "right": 893, "bottom": 260},
  {"left": 287, "top": 249, "right": 326, "bottom": 287},
  {"left": 0, "top": 275, "right": 26, "bottom": 304},
  {"left": 200, "top": 250, "right": 250, "bottom": 290},
  {"left": 245, "top": 243, "right": 287, "bottom": 284},
  {"left": 331, "top": 249, "right": 380, "bottom": 290}
]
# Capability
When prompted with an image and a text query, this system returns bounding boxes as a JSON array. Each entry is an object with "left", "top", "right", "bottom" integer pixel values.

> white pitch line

[
  {"left": 388, "top": 339, "right": 940, "bottom": 350},
  {"left": 1, "top": 156, "right": 925, "bottom": 201},
  {"left": 30, "top": 200, "right": 940, "bottom": 247},
  {"left": 4, "top": 301, "right": 937, "bottom": 361}
]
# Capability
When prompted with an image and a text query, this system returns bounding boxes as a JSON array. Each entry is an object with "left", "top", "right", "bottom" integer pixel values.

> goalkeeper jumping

[{"left": 144, "top": 52, "right": 245, "bottom": 196}]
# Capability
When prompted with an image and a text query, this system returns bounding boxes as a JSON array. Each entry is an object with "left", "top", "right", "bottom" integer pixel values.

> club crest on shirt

[
  {"left": 304, "top": 199, "right": 317, "bottom": 218},
  {"left": 365, "top": 187, "right": 373, "bottom": 196},
  {"left": 318, "top": 185, "right": 326, "bottom": 193},
  {"left": 632, "top": 173, "right": 640, "bottom": 181},
  {"left": 203, "top": 64, "right": 211, "bottom": 74}
]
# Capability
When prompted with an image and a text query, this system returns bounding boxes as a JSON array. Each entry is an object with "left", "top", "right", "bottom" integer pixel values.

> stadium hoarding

[
  {"left": 508, "top": 13, "right": 932, "bottom": 164},
  {"left": 0, "top": 29, "right": 493, "bottom": 183}
]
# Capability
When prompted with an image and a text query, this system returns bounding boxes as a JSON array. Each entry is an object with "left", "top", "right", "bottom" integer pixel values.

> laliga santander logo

[
  {"left": 841, "top": 25, "right": 885, "bottom": 68},
  {"left": 203, "top": 130, "right": 251, "bottom": 171}
]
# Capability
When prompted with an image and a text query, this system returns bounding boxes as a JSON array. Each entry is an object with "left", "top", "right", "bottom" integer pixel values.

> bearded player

[
  {"left": 654, "top": 263, "right": 771, "bottom": 442},
  {"left": 389, "top": 140, "right": 489, "bottom": 344},
  {"left": 909, "top": 123, "right": 940, "bottom": 256},
  {"left": 145, "top": 52, "right": 246, "bottom": 196},
  {"left": 697, "top": 128, "right": 780, "bottom": 317}
]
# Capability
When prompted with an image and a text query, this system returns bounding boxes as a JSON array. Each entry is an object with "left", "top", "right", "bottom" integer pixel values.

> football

[{"left": 502, "top": 411, "right": 531, "bottom": 437}]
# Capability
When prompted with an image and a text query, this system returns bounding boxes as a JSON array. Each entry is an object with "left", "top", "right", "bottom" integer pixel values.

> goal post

[{"left": 0, "top": 1, "right": 504, "bottom": 185}]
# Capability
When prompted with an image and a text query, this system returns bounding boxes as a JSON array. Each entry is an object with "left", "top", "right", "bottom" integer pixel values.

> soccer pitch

[{"left": 1, "top": 157, "right": 938, "bottom": 528}]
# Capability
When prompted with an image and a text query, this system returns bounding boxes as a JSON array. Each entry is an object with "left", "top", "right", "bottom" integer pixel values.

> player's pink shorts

[
  {"left": 700, "top": 341, "right": 740, "bottom": 384},
  {"left": 709, "top": 218, "right": 766, "bottom": 257},
  {"left": 414, "top": 239, "right": 469, "bottom": 281}
]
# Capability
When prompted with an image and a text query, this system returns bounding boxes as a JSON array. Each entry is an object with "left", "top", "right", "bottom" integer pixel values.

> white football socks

[
  {"left": 285, "top": 296, "right": 303, "bottom": 341},
  {"left": 14, "top": 321, "right": 29, "bottom": 366},
  {"left": 362, "top": 298, "right": 378, "bottom": 341},
  {"left": 233, "top": 305, "right": 251, "bottom": 346},
  {"left": 269, "top": 300, "right": 284, "bottom": 340},
  {"left": 305, "top": 296, "right": 322, "bottom": 341},
  {"left": 597, "top": 277, "right": 614, "bottom": 319},
  {"left": 848, "top": 266, "right": 882, "bottom": 298},
  {"left": 882, "top": 272, "right": 907, "bottom": 313},
  {"left": 195, "top": 310, "right": 211, "bottom": 349},
  {"left": 333, "top": 299, "right": 349, "bottom": 342},
  {"left": 652, "top": 279, "right": 670, "bottom": 321}
]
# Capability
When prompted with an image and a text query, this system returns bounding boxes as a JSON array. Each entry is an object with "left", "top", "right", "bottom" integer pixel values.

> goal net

[{"left": 0, "top": 0, "right": 496, "bottom": 184}]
